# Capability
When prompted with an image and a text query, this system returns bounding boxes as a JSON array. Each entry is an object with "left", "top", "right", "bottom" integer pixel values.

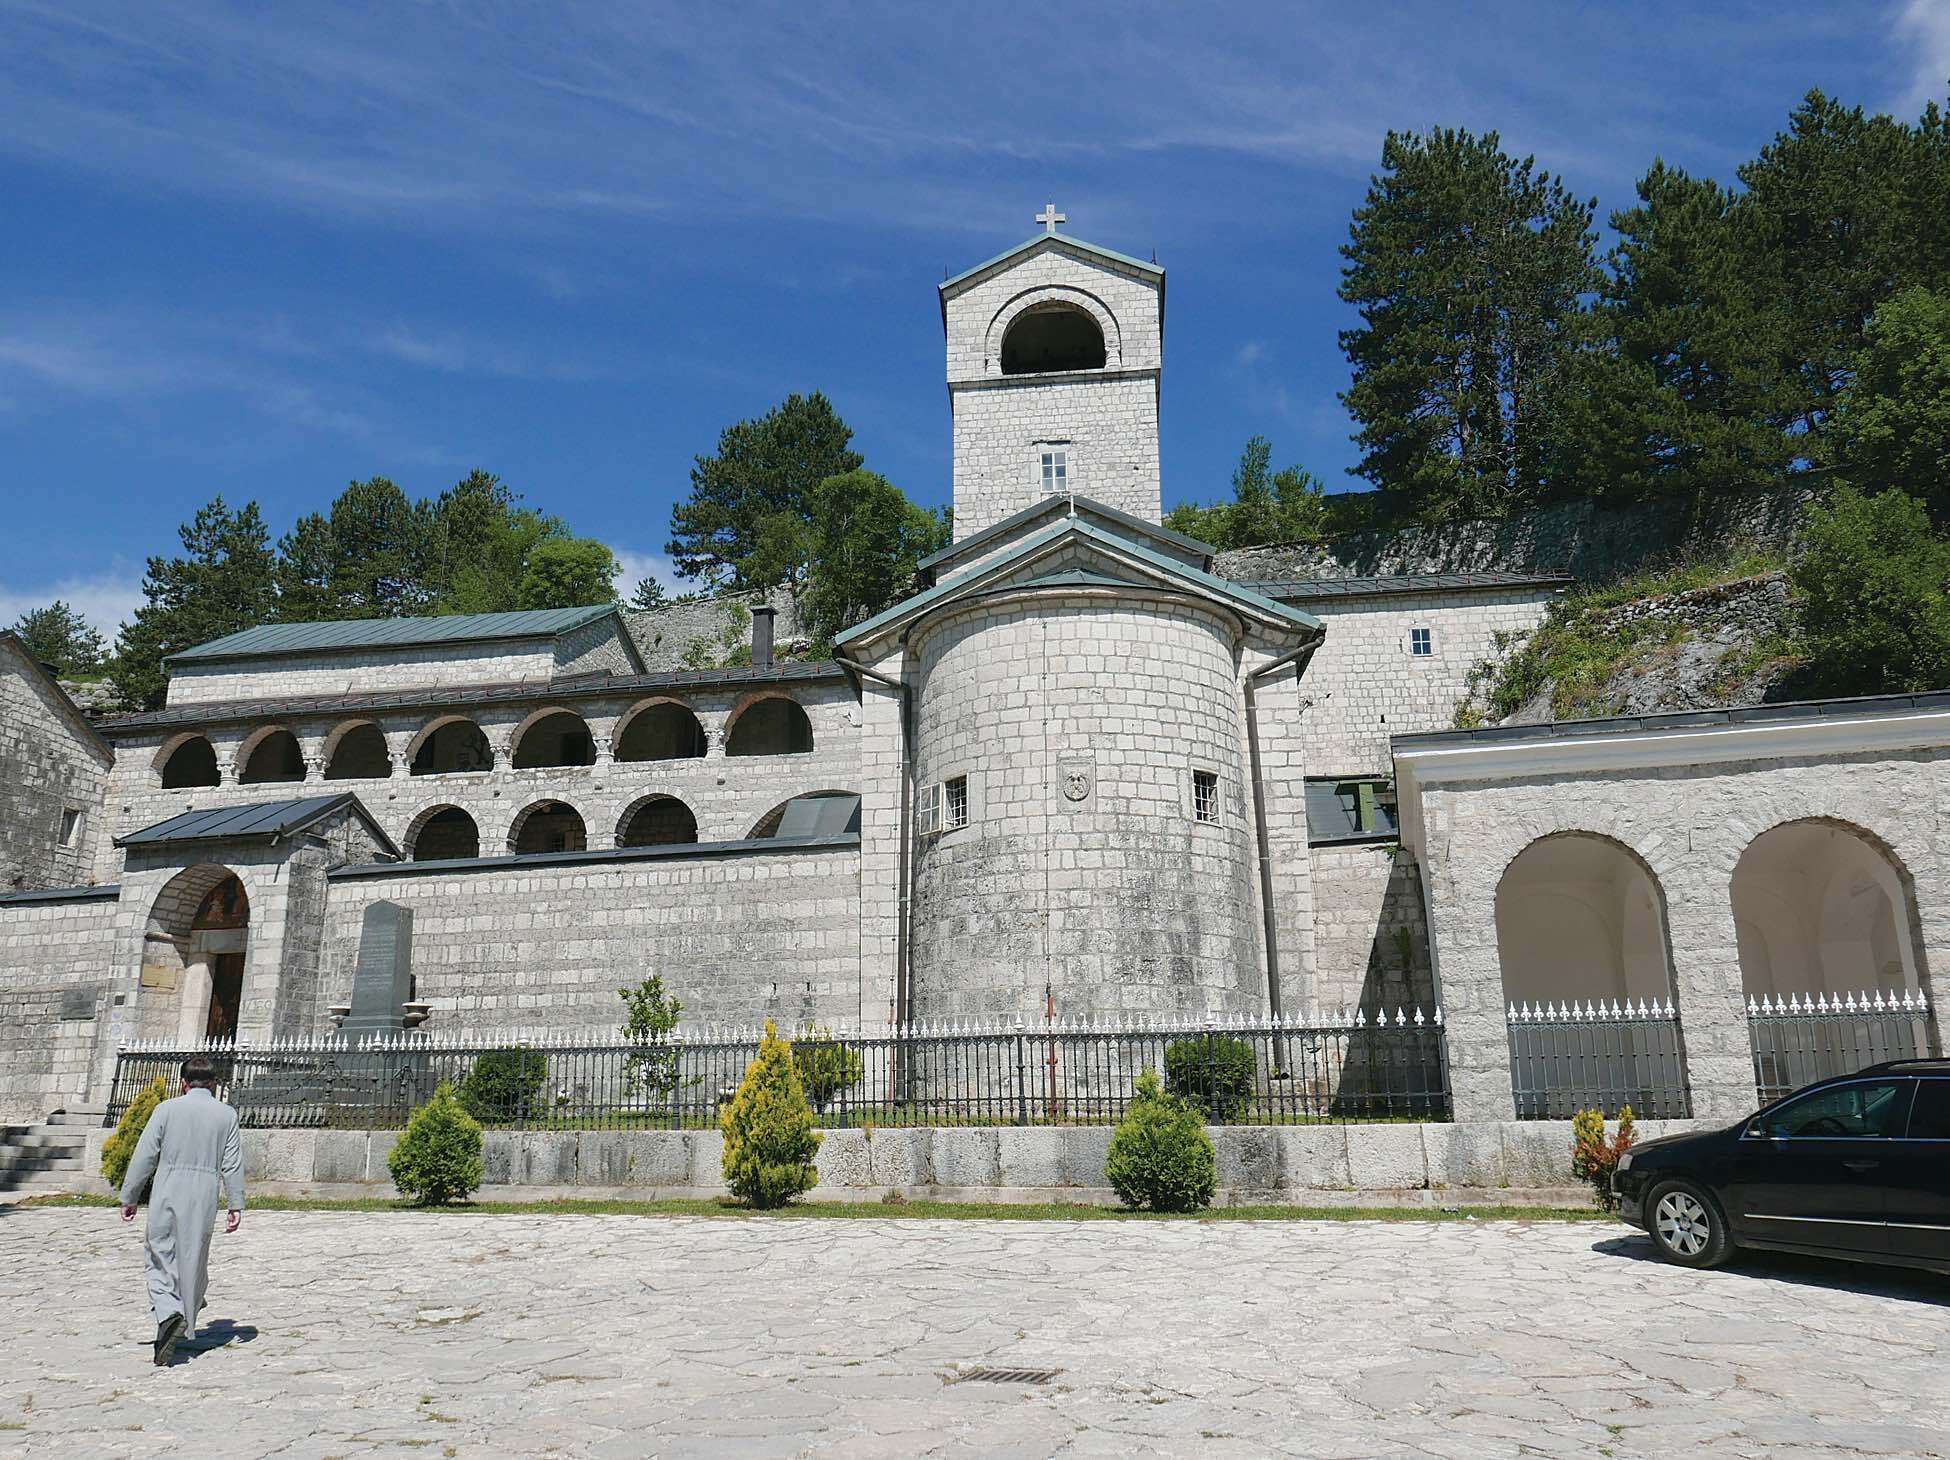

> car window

[
  {"left": 1907, "top": 1079, "right": 1950, "bottom": 1140},
  {"left": 1756, "top": 1080, "right": 1912, "bottom": 1139}
]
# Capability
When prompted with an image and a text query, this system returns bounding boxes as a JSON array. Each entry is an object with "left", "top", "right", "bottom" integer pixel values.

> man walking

[{"left": 118, "top": 1056, "right": 246, "bottom": 1366}]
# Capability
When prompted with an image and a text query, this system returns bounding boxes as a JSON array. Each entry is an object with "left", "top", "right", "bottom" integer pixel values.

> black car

[{"left": 1614, "top": 1059, "right": 1950, "bottom": 1275}]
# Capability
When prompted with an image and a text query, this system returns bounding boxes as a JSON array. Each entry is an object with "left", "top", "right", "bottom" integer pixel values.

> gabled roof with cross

[{"left": 939, "top": 207, "right": 1163, "bottom": 315}]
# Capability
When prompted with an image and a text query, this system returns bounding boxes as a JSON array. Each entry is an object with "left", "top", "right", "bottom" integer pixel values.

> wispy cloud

[
  {"left": 0, "top": 559, "right": 145, "bottom": 638},
  {"left": 1892, "top": 0, "right": 1950, "bottom": 114},
  {"left": 613, "top": 549, "right": 680, "bottom": 604}
]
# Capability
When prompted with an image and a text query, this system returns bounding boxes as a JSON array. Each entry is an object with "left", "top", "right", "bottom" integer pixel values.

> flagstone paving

[{"left": 1, "top": 1208, "right": 1945, "bottom": 1458}]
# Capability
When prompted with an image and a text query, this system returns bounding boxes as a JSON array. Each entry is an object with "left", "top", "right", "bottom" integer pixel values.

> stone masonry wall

[
  {"left": 909, "top": 590, "right": 1262, "bottom": 1022},
  {"left": 0, "top": 643, "right": 111, "bottom": 892},
  {"left": 1304, "top": 845, "right": 1435, "bottom": 1013},
  {"left": 322, "top": 843, "right": 864, "bottom": 1032},
  {"left": 0, "top": 889, "right": 119, "bottom": 1121},
  {"left": 1298, "top": 586, "right": 1559, "bottom": 773},
  {"left": 165, "top": 637, "right": 568, "bottom": 706},
  {"left": 623, "top": 587, "right": 807, "bottom": 671}
]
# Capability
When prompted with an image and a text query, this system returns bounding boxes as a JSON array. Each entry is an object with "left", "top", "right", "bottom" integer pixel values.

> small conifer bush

[
  {"left": 1570, "top": 1105, "right": 1637, "bottom": 1214},
  {"left": 388, "top": 1083, "right": 484, "bottom": 1205},
  {"left": 791, "top": 1029, "right": 865, "bottom": 1112},
  {"left": 720, "top": 1021, "right": 822, "bottom": 1208},
  {"left": 101, "top": 1074, "right": 171, "bottom": 1192},
  {"left": 1162, "top": 1034, "right": 1258, "bottom": 1122},
  {"left": 1105, "top": 1068, "right": 1217, "bottom": 1212},
  {"left": 458, "top": 1047, "right": 548, "bottom": 1124}
]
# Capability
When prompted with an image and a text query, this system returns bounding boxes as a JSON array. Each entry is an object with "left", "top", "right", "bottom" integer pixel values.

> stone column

[{"left": 1418, "top": 820, "right": 1517, "bottom": 1122}]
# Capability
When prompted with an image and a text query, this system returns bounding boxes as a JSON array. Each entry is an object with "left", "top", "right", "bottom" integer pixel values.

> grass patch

[
  {"left": 18, "top": 1191, "right": 1605, "bottom": 1222},
  {"left": 1456, "top": 548, "right": 1791, "bottom": 725}
]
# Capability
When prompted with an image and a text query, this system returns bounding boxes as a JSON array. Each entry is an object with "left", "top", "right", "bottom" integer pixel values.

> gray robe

[{"left": 119, "top": 1088, "right": 246, "bottom": 1330}]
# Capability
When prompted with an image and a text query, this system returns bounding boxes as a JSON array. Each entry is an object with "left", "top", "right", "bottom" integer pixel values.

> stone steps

[{"left": 0, "top": 1109, "right": 101, "bottom": 1195}]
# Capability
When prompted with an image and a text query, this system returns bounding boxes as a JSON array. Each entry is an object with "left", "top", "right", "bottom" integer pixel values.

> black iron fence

[
  {"left": 1748, "top": 989, "right": 1935, "bottom": 1103},
  {"left": 1507, "top": 1000, "right": 1691, "bottom": 1120},
  {"left": 107, "top": 1009, "right": 1450, "bottom": 1130}
]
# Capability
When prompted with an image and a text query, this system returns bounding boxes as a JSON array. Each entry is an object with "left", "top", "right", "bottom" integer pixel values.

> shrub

[
  {"left": 1570, "top": 1104, "right": 1637, "bottom": 1215},
  {"left": 1162, "top": 1034, "right": 1257, "bottom": 1122},
  {"left": 101, "top": 1075, "right": 171, "bottom": 1192},
  {"left": 618, "top": 974, "right": 684, "bottom": 1104},
  {"left": 1105, "top": 1068, "right": 1217, "bottom": 1213},
  {"left": 720, "top": 1020, "right": 822, "bottom": 1208},
  {"left": 1791, "top": 486, "right": 1950, "bottom": 696},
  {"left": 458, "top": 1047, "right": 548, "bottom": 1124},
  {"left": 388, "top": 1083, "right": 484, "bottom": 1205},
  {"left": 791, "top": 1030, "right": 864, "bottom": 1112}
]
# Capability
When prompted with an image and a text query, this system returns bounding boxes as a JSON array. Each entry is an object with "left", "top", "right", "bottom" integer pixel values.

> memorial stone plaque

[{"left": 341, "top": 900, "right": 414, "bottom": 1040}]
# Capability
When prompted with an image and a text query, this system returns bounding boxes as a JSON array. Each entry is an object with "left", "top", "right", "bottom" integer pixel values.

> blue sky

[{"left": 1, "top": 1, "right": 1945, "bottom": 635}]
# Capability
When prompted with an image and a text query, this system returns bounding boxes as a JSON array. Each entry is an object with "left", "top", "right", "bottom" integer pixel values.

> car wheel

[{"left": 1645, "top": 1179, "right": 1732, "bottom": 1269}]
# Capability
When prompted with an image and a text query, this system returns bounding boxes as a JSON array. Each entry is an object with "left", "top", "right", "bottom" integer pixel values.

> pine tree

[
  {"left": 1339, "top": 128, "right": 1601, "bottom": 520},
  {"left": 719, "top": 1020, "right": 822, "bottom": 1208},
  {"left": 667, "top": 393, "right": 863, "bottom": 589},
  {"left": 798, "top": 470, "right": 948, "bottom": 648},
  {"left": 112, "top": 497, "right": 278, "bottom": 709},
  {"left": 9, "top": 600, "right": 107, "bottom": 678},
  {"left": 275, "top": 476, "right": 431, "bottom": 621},
  {"left": 1164, "top": 436, "right": 1327, "bottom": 548},
  {"left": 1826, "top": 286, "right": 1950, "bottom": 504}
]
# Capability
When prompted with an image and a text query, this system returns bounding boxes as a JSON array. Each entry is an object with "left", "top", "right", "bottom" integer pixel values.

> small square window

[
  {"left": 1409, "top": 627, "right": 1433, "bottom": 657},
  {"left": 943, "top": 776, "right": 969, "bottom": 831},
  {"left": 1040, "top": 450, "right": 1069, "bottom": 493},
  {"left": 1193, "top": 770, "right": 1219, "bottom": 824},
  {"left": 59, "top": 807, "right": 82, "bottom": 847}
]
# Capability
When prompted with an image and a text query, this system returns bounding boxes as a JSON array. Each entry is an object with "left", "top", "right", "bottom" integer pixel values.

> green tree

[
  {"left": 1791, "top": 486, "right": 1950, "bottom": 695},
  {"left": 618, "top": 974, "right": 684, "bottom": 1104},
  {"left": 628, "top": 575, "right": 668, "bottom": 610},
  {"left": 9, "top": 600, "right": 107, "bottom": 678},
  {"left": 1164, "top": 436, "right": 1327, "bottom": 548},
  {"left": 798, "top": 470, "right": 948, "bottom": 647},
  {"left": 719, "top": 1020, "right": 822, "bottom": 1208},
  {"left": 1103, "top": 1068, "right": 1216, "bottom": 1213},
  {"left": 667, "top": 392, "right": 863, "bottom": 589},
  {"left": 101, "top": 1075, "right": 170, "bottom": 1191},
  {"left": 112, "top": 496, "right": 278, "bottom": 709},
  {"left": 1826, "top": 287, "right": 1950, "bottom": 503},
  {"left": 421, "top": 470, "right": 565, "bottom": 615},
  {"left": 515, "top": 536, "right": 618, "bottom": 609},
  {"left": 1339, "top": 127, "right": 1601, "bottom": 519},
  {"left": 276, "top": 476, "right": 431, "bottom": 621},
  {"left": 388, "top": 1083, "right": 485, "bottom": 1205}
]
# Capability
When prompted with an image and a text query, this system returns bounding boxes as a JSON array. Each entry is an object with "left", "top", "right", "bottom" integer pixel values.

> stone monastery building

[{"left": 2, "top": 217, "right": 1944, "bottom": 1127}]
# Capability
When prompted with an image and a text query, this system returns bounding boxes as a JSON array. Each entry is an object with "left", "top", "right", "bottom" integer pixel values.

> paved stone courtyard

[{"left": 1, "top": 1208, "right": 1945, "bottom": 1459}]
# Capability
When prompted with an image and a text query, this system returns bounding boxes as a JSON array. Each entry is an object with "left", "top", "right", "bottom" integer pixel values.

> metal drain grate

[{"left": 947, "top": 1366, "right": 1063, "bottom": 1386}]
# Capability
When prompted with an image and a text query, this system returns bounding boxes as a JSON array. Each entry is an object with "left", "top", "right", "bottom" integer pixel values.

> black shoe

[{"left": 153, "top": 1312, "right": 185, "bottom": 1367}]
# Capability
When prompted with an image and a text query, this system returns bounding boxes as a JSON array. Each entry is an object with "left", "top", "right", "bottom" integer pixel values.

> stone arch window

[
  {"left": 324, "top": 722, "right": 391, "bottom": 780},
  {"left": 724, "top": 696, "right": 813, "bottom": 757},
  {"left": 617, "top": 794, "right": 699, "bottom": 848},
  {"left": 747, "top": 789, "right": 859, "bottom": 839},
  {"left": 509, "top": 799, "right": 586, "bottom": 855},
  {"left": 405, "top": 805, "right": 480, "bottom": 862},
  {"left": 1732, "top": 820, "right": 1925, "bottom": 1001},
  {"left": 238, "top": 728, "right": 305, "bottom": 785},
  {"left": 512, "top": 709, "right": 596, "bottom": 770},
  {"left": 158, "top": 735, "right": 221, "bottom": 789},
  {"left": 409, "top": 717, "right": 494, "bottom": 776},
  {"left": 614, "top": 701, "right": 707, "bottom": 762},
  {"left": 143, "top": 864, "right": 248, "bottom": 1043},
  {"left": 1494, "top": 832, "right": 1677, "bottom": 1008},
  {"left": 1001, "top": 302, "right": 1107, "bottom": 375}
]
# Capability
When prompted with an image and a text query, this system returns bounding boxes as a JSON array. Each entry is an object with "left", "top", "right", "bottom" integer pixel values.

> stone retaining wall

[{"left": 77, "top": 1119, "right": 1695, "bottom": 1205}]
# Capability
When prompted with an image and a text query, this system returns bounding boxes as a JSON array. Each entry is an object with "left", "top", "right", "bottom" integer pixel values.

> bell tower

[{"left": 939, "top": 206, "right": 1164, "bottom": 540}]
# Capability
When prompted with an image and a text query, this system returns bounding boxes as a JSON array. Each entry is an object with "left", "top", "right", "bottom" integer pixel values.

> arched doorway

[
  {"left": 158, "top": 735, "right": 220, "bottom": 789},
  {"left": 142, "top": 865, "right": 250, "bottom": 1044},
  {"left": 615, "top": 702, "right": 707, "bottom": 761},
  {"left": 510, "top": 800, "right": 586, "bottom": 855},
  {"left": 406, "top": 805, "right": 480, "bottom": 862},
  {"left": 1732, "top": 820, "right": 1923, "bottom": 1000},
  {"left": 617, "top": 795, "right": 698, "bottom": 848},
  {"left": 725, "top": 697, "right": 813, "bottom": 756}
]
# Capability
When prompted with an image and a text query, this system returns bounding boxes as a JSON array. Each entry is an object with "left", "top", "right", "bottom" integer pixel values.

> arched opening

[
  {"left": 239, "top": 728, "right": 305, "bottom": 785},
  {"left": 325, "top": 722, "right": 391, "bottom": 780},
  {"left": 615, "top": 702, "right": 707, "bottom": 762},
  {"left": 1001, "top": 303, "right": 1107, "bottom": 375},
  {"left": 725, "top": 697, "right": 813, "bottom": 757},
  {"left": 1495, "top": 833, "right": 1675, "bottom": 1007},
  {"left": 617, "top": 795, "right": 699, "bottom": 848},
  {"left": 410, "top": 718, "right": 494, "bottom": 776},
  {"left": 1733, "top": 821, "right": 1923, "bottom": 1000},
  {"left": 142, "top": 864, "right": 248, "bottom": 1044},
  {"left": 512, "top": 710, "right": 596, "bottom": 770},
  {"left": 407, "top": 806, "right": 480, "bottom": 862},
  {"left": 158, "top": 736, "right": 220, "bottom": 789},
  {"left": 747, "top": 790, "right": 861, "bottom": 839},
  {"left": 510, "top": 800, "right": 586, "bottom": 855}
]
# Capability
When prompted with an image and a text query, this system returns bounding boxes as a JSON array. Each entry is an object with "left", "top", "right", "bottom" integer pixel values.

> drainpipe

[
  {"left": 1243, "top": 626, "right": 1326, "bottom": 1020},
  {"left": 833, "top": 653, "right": 914, "bottom": 1028}
]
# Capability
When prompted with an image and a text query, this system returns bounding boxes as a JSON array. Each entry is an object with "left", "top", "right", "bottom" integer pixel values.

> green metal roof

[
  {"left": 165, "top": 605, "right": 619, "bottom": 665},
  {"left": 939, "top": 232, "right": 1163, "bottom": 294},
  {"left": 114, "top": 793, "right": 400, "bottom": 858}
]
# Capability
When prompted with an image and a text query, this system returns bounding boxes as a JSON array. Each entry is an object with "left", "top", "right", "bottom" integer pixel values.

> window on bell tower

[{"left": 1040, "top": 449, "right": 1069, "bottom": 494}]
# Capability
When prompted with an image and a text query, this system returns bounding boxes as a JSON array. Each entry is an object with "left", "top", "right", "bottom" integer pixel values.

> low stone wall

[{"left": 74, "top": 1119, "right": 1699, "bottom": 1206}]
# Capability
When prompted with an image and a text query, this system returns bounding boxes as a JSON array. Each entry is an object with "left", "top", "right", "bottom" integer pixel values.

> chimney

[{"left": 751, "top": 603, "right": 776, "bottom": 670}]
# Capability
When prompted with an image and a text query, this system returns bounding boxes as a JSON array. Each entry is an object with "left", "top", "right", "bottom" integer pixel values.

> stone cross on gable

[{"left": 1035, "top": 202, "right": 1066, "bottom": 235}]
